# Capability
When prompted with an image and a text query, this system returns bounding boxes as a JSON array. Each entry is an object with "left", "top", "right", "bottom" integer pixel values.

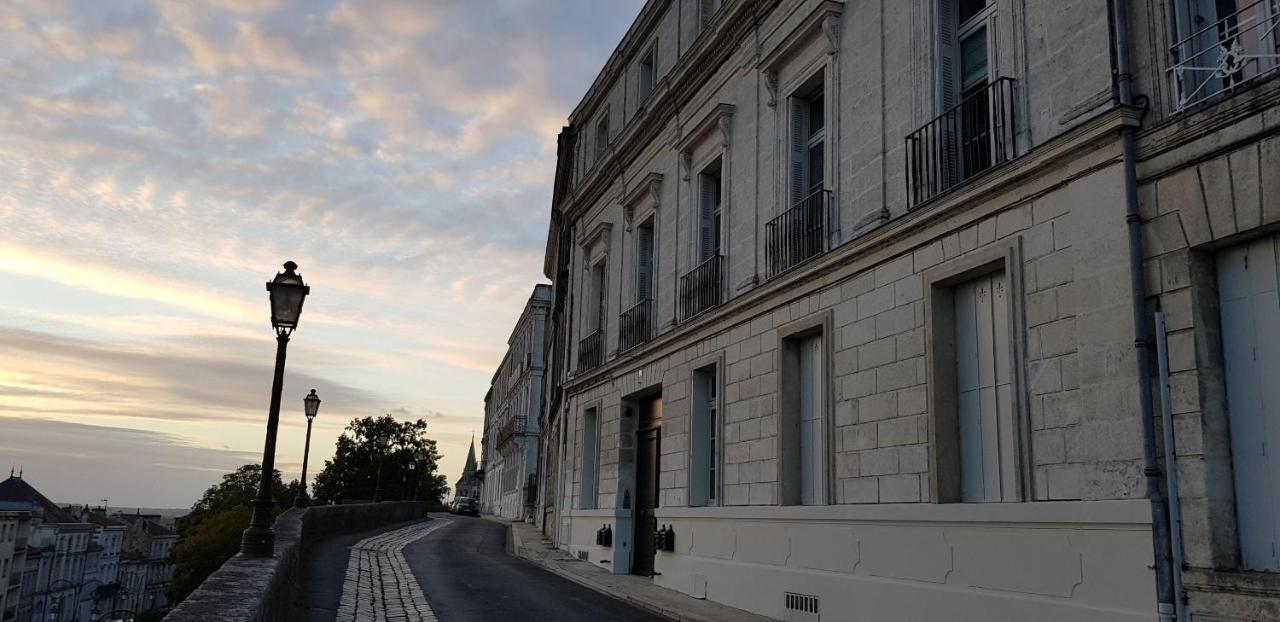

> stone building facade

[
  {"left": 0, "top": 506, "right": 31, "bottom": 622},
  {"left": 481, "top": 285, "right": 552, "bottom": 520},
  {"left": 526, "top": 0, "right": 1280, "bottom": 620}
]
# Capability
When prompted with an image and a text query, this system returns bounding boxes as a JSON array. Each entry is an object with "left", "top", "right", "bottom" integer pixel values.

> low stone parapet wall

[{"left": 164, "top": 502, "right": 427, "bottom": 622}]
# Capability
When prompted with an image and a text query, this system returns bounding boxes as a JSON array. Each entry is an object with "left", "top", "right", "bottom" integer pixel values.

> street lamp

[
  {"left": 373, "top": 428, "right": 390, "bottom": 503},
  {"left": 242, "top": 261, "right": 311, "bottom": 557},
  {"left": 295, "top": 389, "right": 321, "bottom": 507}
]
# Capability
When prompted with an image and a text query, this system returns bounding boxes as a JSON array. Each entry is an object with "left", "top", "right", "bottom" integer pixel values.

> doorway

[{"left": 632, "top": 395, "right": 663, "bottom": 576}]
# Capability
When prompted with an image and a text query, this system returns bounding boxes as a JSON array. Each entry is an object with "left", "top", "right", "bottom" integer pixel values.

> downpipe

[{"left": 1110, "top": 0, "right": 1179, "bottom": 620}]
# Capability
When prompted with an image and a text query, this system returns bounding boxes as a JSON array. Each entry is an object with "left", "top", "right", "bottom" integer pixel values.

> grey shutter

[
  {"left": 938, "top": 0, "right": 959, "bottom": 111},
  {"left": 700, "top": 0, "right": 715, "bottom": 25},
  {"left": 637, "top": 225, "right": 654, "bottom": 301},
  {"left": 799, "top": 334, "right": 824, "bottom": 505},
  {"left": 699, "top": 175, "right": 716, "bottom": 262},
  {"left": 955, "top": 271, "right": 1013, "bottom": 503},
  {"left": 790, "top": 97, "right": 808, "bottom": 206},
  {"left": 1217, "top": 237, "right": 1280, "bottom": 571}
]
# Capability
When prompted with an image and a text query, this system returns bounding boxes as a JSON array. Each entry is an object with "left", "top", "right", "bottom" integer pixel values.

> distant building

[
  {"left": 454, "top": 437, "right": 483, "bottom": 502},
  {"left": 0, "top": 474, "right": 93, "bottom": 622},
  {"left": 0, "top": 504, "right": 31, "bottom": 622},
  {"left": 480, "top": 285, "right": 552, "bottom": 520},
  {"left": 114, "top": 511, "right": 176, "bottom": 615}
]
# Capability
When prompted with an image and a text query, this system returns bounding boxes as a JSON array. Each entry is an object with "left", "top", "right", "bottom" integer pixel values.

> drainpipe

[{"left": 1110, "top": 1, "right": 1178, "bottom": 620}]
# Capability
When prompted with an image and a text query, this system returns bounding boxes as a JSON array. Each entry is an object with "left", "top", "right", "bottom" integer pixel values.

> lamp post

[
  {"left": 408, "top": 460, "right": 417, "bottom": 502},
  {"left": 295, "top": 389, "right": 321, "bottom": 507},
  {"left": 241, "top": 261, "right": 311, "bottom": 557},
  {"left": 373, "top": 428, "right": 390, "bottom": 503}
]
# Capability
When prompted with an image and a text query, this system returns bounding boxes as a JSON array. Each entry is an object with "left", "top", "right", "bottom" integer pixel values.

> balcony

[
  {"left": 576, "top": 329, "right": 604, "bottom": 374},
  {"left": 496, "top": 416, "right": 527, "bottom": 448},
  {"left": 618, "top": 299, "right": 653, "bottom": 352},
  {"left": 766, "top": 189, "right": 834, "bottom": 279},
  {"left": 905, "top": 77, "right": 1016, "bottom": 207},
  {"left": 679, "top": 255, "right": 724, "bottom": 322},
  {"left": 1170, "top": 0, "right": 1280, "bottom": 112}
]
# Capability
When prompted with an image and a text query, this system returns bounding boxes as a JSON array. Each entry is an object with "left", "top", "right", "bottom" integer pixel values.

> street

[{"left": 302, "top": 515, "right": 664, "bottom": 622}]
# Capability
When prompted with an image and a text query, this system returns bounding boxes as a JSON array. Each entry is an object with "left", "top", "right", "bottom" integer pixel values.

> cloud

[{"left": 0, "top": 0, "right": 647, "bottom": 503}]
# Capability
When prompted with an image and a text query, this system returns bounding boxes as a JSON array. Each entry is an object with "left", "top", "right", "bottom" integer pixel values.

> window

[
  {"left": 938, "top": 0, "right": 996, "bottom": 180},
  {"left": 789, "top": 77, "right": 825, "bottom": 205},
  {"left": 697, "top": 159, "right": 723, "bottom": 263},
  {"left": 638, "top": 48, "right": 656, "bottom": 102},
  {"left": 930, "top": 261, "right": 1021, "bottom": 504},
  {"left": 579, "top": 408, "right": 600, "bottom": 509},
  {"left": 636, "top": 219, "right": 655, "bottom": 303},
  {"left": 595, "top": 113, "right": 610, "bottom": 158},
  {"left": 1170, "top": 0, "right": 1280, "bottom": 111},
  {"left": 591, "top": 261, "right": 607, "bottom": 332},
  {"left": 690, "top": 367, "right": 719, "bottom": 505},
  {"left": 700, "top": 0, "right": 724, "bottom": 26},
  {"left": 781, "top": 330, "right": 826, "bottom": 505}
]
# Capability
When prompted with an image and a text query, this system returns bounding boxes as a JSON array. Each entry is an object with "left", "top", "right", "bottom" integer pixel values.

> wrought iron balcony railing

[
  {"left": 905, "top": 77, "right": 1016, "bottom": 207},
  {"left": 766, "top": 189, "right": 834, "bottom": 279},
  {"left": 619, "top": 299, "right": 653, "bottom": 352},
  {"left": 577, "top": 329, "right": 604, "bottom": 373},
  {"left": 1169, "top": 0, "right": 1280, "bottom": 112},
  {"left": 497, "top": 416, "right": 527, "bottom": 448},
  {"left": 679, "top": 255, "right": 724, "bottom": 322}
]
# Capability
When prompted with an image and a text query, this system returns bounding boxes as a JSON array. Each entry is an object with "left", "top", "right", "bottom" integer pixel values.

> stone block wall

[{"left": 164, "top": 502, "right": 427, "bottom": 622}]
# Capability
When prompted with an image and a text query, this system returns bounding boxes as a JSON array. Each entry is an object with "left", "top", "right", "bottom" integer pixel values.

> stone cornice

[
  {"left": 757, "top": 0, "right": 844, "bottom": 73},
  {"left": 676, "top": 103, "right": 736, "bottom": 154},
  {"left": 580, "top": 221, "right": 613, "bottom": 256},
  {"left": 570, "top": 0, "right": 675, "bottom": 126},
  {"left": 622, "top": 172, "right": 664, "bottom": 229}
]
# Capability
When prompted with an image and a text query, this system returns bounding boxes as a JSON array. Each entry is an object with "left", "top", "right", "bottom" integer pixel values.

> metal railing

[
  {"left": 576, "top": 329, "right": 604, "bottom": 373},
  {"left": 766, "top": 189, "right": 834, "bottom": 279},
  {"left": 905, "top": 77, "right": 1016, "bottom": 207},
  {"left": 679, "top": 255, "right": 724, "bottom": 322},
  {"left": 497, "top": 416, "right": 527, "bottom": 448},
  {"left": 619, "top": 299, "right": 653, "bottom": 352},
  {"left": 1169, "top": 0, "right": 1280, "bottom": 112}
]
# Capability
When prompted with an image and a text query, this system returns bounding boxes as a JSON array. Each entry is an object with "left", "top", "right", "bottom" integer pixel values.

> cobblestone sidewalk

[{"left": 335, "top": 518, "right": 449, "bottom": 622}]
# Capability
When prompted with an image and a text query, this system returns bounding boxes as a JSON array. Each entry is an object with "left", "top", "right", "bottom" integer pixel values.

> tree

[
  {"left": 170, "top": 465, "right": 297, "bottom": 605},
  {"left": 311, "top": 415, "right": 448, "bottom": 506}
]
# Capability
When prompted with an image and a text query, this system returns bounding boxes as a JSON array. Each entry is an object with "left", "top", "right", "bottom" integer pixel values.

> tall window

[
  {"left": 953, "top": 271, "right": 1016, "bottom": 502},
  {"left": 591, "top": 261, "right": 607, "bottom": 331},
  {"left": 690, "top": 367, "right": 719, "bottom": 505},
  {"left": 938, "top": 0, "right": 996, "bottom": 180},
  {"left": 1171, "top": 0, "right": 1280, "bottom": 110},
  {"left": 595, "top": 112, "right": 610, "bottom": 158},
  {"left": 636, "top": 219, "right": 655, "bottom": 302},
  {"left": 697, "top": 159, "right": 723, "bottom": 263},
  {"left": 700, "top": 0, "right": 724, "bottom": 26},
  {"left": 789, "top": 78, "right": 825, "bottom": 205},
  {"left": 782, "top": 331, "right": 826, "bottom": 505},
  {"left": 638, "top": 48, "right": 656, "bottom": 102},
  {"left": 579, "top": 408, "right": 599, "bottom": 509}
]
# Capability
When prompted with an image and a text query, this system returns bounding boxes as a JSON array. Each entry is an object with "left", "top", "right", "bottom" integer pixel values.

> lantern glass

[
  {"left": 266, "top": 261, "right": 310, "bottom": 331},
  {"left": 304, "top": 389, "right": 321, "bottom": 418}
]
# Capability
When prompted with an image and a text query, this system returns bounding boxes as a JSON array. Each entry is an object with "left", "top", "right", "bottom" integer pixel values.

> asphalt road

[{"left": 403, "top": 515, "right": 665, "bottom": 622}]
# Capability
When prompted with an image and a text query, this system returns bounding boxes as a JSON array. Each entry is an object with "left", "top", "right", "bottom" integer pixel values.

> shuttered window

[
  {"left": 1217, "top": 236, "right": 1280, "bottom": 571},
  {"left": 690, "top": 367, "right": 719, "bottom": 506},
  {"left": 789, "top": 82, "right": 825, "bottom": 205},
  {"left": 798, "top": 334, "right": 825, "bottom": 505},
  {"left": 700, "top": 0, "right": 723, "bottom": 26},
  {"left": 954, "top": 271, "right": 1016, "bottom": 502},
  {"left": 636, "top": 221, "right": 655, "bottom": 302},
  {"left": 579, "top": 408, "right": 599, "bottom": 510},
  {"left": 591, "top": 262, "right": 607, "bottom": 331},
  {"left": 698, "top": 161, "right": 723, "bottom": 263},
  {"left": 638, "top": 48, "right": 656, "bottom": 101}
]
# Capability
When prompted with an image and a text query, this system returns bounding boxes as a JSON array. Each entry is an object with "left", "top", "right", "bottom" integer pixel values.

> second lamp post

[{"left": 295, "top": 389, "right": 321, "bottom": 507}]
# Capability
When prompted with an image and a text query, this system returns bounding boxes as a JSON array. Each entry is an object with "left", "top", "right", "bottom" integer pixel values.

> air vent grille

[{"left": 784, "top": 592, "right": 819, "bottom": 622}]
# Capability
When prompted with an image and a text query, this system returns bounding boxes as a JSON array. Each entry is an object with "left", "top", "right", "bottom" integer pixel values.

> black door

[{"left": 633, "top": 397, "right": 662, "bottom": 576}]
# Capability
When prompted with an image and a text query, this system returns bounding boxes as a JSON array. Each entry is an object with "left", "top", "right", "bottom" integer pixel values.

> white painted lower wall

[{"left": 560, "top": 501, "right": 1156, "bottom": 621}]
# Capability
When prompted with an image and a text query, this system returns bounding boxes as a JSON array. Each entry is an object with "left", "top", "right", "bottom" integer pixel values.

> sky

[{"left": 0, "top": 0, "right": 645, "bottom": 509}]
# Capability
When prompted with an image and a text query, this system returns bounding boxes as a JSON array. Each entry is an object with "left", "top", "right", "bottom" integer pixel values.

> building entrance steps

[{"left": 486, "top": 515, "right": 775, "bottom": 622}]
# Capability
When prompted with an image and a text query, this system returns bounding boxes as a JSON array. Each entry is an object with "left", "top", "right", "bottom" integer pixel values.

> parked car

[{"left": 451, "top": 496, "right": 479, "bottom": 516}]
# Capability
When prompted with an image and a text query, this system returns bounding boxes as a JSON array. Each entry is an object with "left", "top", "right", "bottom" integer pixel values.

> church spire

[{"left": 463, "top": 435, "right": 478, "bottom": 474}]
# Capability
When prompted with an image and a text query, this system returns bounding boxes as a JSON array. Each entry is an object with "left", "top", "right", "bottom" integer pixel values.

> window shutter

[
  {"left": 699, "top": 175, "right": 716, "bottom": 262},
  {"left": 700, "top": 0, "right": 715, "bottom": 25},
  {"left": 637, "top": 225, "right": 654, "bottom": 301},
  {"left": 790, "top": 97, "right": 808, "bottom": 206},
  {"left": 938, "top": 0, "right": 959, "bottom": 111}
]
